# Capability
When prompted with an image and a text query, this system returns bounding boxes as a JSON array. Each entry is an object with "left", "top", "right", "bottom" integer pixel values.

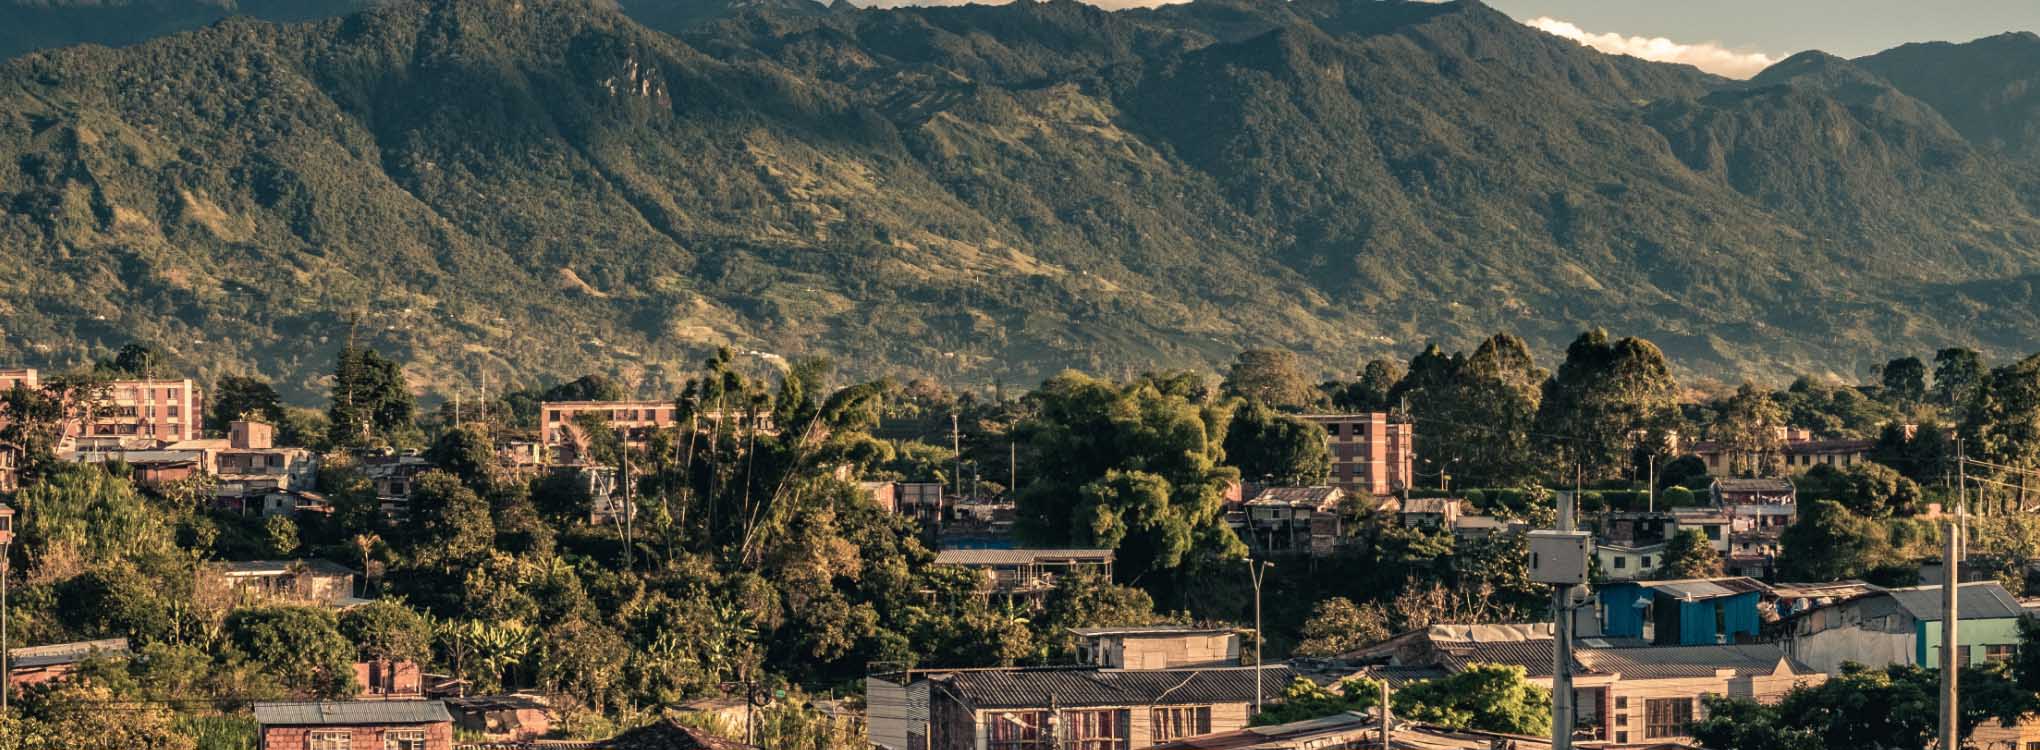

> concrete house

[
  {"left": 1342, "top": 623, "right": 1820, "bottom": 745},
  {"left": 1243, "top": 486, "right": 1346, "bottom": 555},
  {"left": 1594, "top": 542, "right": 1665, "bottom": 581},
  {"left": 207, "top": 559, "right": 361, "bottom": 608},
  {"left": 1397, "top": 498, "right": 1464, "bottom": 531},
  {"left": 1071, "top": 626, "right": 1240, "bottom": 670},
  {"left": 933, "top": 549, "right": 1114, "bottom": 601},
  {"left": 1781, "top": 582, "right": 2025, "bottom": 675},
  {"left": 925, "top": 665, "right": 1296, "bottom": 750}
]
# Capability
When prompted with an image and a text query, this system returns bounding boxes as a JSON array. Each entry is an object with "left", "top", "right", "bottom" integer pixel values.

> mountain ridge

[{"left": 1, "top": 0, "right": 2038, "bottom": 399}]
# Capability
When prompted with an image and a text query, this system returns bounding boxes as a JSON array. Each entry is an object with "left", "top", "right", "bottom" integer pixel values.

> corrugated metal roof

[
  {"left": 1712, "top": 478, "right": 1794, "bottom": 493},
  {"left": 1351, "top": 665, "right": 1448, "bottom": 689},
  {"left": 214, "top": 558, "right": 357, "bottom": 577},
  {"left": 1882, "top": 582, "right": 2022, "bottom": 621},
  {"left": 934, "top": 549, "right": 1114, "bottom": 566},
  {"left": 941, "top": 666, "right": 1297, "bottom": 709},
  {"left": 8, "top": 638, "right": 129, "bottom": 669},
  {"left": 1577, "top": 644, "right": 1812, "bottom": 680},
  {"left": 1068, "top": 625, "right": 1234, "bottom": 637},
  {"left": 1435, "top": 640, "right": 1588, "bottom": 678},
  {"left": 1247, "top": 487, "right": 1343, "bottom": 508},
  {"left": 253, "top": 700, "right": 452, "bottom": 726}
]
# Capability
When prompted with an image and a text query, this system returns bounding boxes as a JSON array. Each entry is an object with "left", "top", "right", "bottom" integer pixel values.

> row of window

[
  {"left": 306, "top": 729, "right": 427, "bottom": 750},
  {"left": 987, "top": 707, "right": 1212, "bottom": 750}
]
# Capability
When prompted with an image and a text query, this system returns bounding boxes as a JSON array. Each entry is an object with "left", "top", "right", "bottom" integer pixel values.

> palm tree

[{"left": 351, "top": 533, "right": 380, "bottom": 598}]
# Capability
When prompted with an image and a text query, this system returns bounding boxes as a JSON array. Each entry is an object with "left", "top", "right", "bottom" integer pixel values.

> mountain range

[{"left": 2, "top": 0, "right": 2038, "bottom": 399}]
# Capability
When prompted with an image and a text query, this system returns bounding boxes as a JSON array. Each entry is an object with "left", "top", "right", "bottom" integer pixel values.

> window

[
  {"left": 1645, "top": 698, "right": 1694, "bottom": 738},
  {"left": 308, "top": 731, "right": 351, "bottom": 750},
  {"left": 1616, "top": 732, "right": 1628, "bottom": 744},
  {"left": 989, "top": 711, "right": 1048, "bottom": 750},
  {"left": 1062, "top": 709, "right": 1130, "bottom": 750},
  {"left": 1989, "top": 645, "right": 2018, "bottom": 663},
  {"left": 1614, "top": 697, "right": 1628, "bottom": 710},
  {"left": 1958, "top": 647, "right": 1973, "bottom": 668},
  {"left": 1640, "top": 556, "right": 1652, "bottom": 568},
  {"left": 1150, "top": 707, "right": 1211, "bottom": 742},
  {"left": 1705, "top": 526, "right": 1721, "bottom": 540},
  {"left": 1614, "top": 557, "right": 1626, "bottom": 570},
  {"left": 384, "top": 730, "right": 428, "bottom": 750}
]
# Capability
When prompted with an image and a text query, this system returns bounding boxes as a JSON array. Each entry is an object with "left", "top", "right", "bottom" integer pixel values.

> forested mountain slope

[{"left": 1, "top": 0, "right": 2037, "bottom": 398}]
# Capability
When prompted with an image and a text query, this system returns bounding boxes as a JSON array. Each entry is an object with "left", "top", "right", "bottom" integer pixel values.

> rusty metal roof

[{"left": 939, "top": 666, "right": 1297, "bottom": 709}]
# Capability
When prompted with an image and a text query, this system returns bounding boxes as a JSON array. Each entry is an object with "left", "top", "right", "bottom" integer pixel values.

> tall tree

[
  {"left": 97, "top": 342, "right": 161, "bottom": 378},
  {"left": 1653, "top": 529, "right": 1724, "bottom": 580},
  {"left": 1223, "top": 400, "right": 1331, "bottom": 486},
  {"left": 1393, "top": 337, "right": 1546, "bottom": 488},
  {"left": 1777, "top": 500, "right": 1890, "bottom": 581},
  {"left": 1933, "top": 347, "right": 1986, "bottom": 409},
  {"left": 1960, "top": 353, "right": 2040, "bottom": 509},
  {"left": 1015, "top": 372, "right": 1245, "bottom": 585},
  {"left": 1711, "top": 382, "right": 1786, "bottom": 477},
  {"left": 1222, "top": 350, "right": 1320, "bottom": 412},
  {"left": 404, "top": 471, "right": 497, "bottom": 570},
  {"left": 225, "top": 606, "right": 358, "bottom": 698},
  {"left": 1534, "top": 330, "right": 1678, "bottom": 481},
  {"left": 1293, "top": 597, "right": 1392, "bottom": 657},
  {"left": 327, "top": 344, "right": 415, "bottom": 448},
  {"left": 1878, "top": 356, "right": 1927, "bottom": 405},
  {"left": 1453, "top": 333, "right": 1547, "bottom": 486},
  {"left": 206, "top": 375, "right": 286, "bottom": 432},
  {"left": 1328, "top": 358, "right": 1403, "bottom": 412}
]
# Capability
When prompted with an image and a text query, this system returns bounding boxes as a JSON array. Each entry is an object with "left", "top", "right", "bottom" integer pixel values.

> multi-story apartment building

[
  {"left": 76, "top": 378, "right": 204, "bottom": 445},
  {"left": 540, "top": 400, "right": 777, "bottom": 466},
  {"left": 1296, "top": 413, "right": 1413, "bottom": 498},
  {"left": 1688, "top": 427, "right": 1876, "bottom": 478}
]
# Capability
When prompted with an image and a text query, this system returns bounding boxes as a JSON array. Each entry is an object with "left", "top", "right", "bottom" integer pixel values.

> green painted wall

[{"left": 1916, "top": 617, "right": 2022, "bottom": 666}]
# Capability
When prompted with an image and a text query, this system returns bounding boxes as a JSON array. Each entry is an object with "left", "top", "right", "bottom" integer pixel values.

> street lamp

[{"left": 1245, "top": 558, "right": 1274, "bottom": 714}]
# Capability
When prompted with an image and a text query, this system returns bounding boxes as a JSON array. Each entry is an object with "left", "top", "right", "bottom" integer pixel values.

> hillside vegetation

[{"left": 2, "top": 0, "right": 2039, "bottom": 398}]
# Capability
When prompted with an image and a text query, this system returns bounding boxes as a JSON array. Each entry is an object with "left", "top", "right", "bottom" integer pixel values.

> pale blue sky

[{"left": 1484, "top": 0, "right": 2040, "bottom": 59}]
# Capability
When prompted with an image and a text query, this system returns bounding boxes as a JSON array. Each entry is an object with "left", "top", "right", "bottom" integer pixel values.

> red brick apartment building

[
  {"left": 1296, "top": 413, "right": 1413, "bottom": 498},
  {"left": 3, "top": 368, "right": 203, "bottom": 445},
  {"left": 61, "top": 377, "right": 203, "bottom": 444}
]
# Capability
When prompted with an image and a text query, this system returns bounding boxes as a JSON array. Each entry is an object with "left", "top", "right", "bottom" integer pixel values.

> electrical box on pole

[{"left": 1528, "top": 530, "right": 1592, "bottom": 585}]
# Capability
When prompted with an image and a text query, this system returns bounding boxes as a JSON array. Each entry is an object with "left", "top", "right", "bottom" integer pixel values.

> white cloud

[{"left": 1524, "top": 16, "right": 1779, "bottom": 79}]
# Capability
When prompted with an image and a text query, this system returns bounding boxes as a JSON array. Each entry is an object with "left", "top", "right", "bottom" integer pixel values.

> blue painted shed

[{"left": 1595, "top": 578, "right": 1767, "bottom": 646}]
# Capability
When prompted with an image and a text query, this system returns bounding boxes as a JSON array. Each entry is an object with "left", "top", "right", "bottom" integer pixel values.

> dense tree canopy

[{"left": 1534, "top": 330, "right": 1679, "bottom": 481}]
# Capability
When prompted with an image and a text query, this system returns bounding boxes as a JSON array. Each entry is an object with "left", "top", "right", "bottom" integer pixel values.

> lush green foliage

[{"left": 4, "top": 0, "right": 2040, "bottom": 397}]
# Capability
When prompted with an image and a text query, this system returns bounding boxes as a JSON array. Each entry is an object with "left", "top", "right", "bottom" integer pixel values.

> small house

[
  {"left": 7, "top": 638, "right": 129, "bottom": 689},
  {"left": 1782, "top": 582, "right": 2025, "bottom": 675},
  {"left": 253, "top": 700, "right": 453, "bottom": 750},
  {"left": 1398, "top": 498, "right": 1463, "bottom": 530},
  {"left": 445, "top": 693, "right": 553, "bottom": 741},
  {"left": 1071, "top": 625, "right": 1241, "bottom": 669}
]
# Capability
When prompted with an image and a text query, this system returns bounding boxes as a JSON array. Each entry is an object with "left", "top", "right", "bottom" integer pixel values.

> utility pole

[
  {"left": 1941, "top": 442, "right": 1967, "bottom": 750},
  {"left": 1377, "top": 678, "right": 1391, "bottom": 749},
  {"left": 1647, "top": 453, "right": 1657, "bottom": 513},
  {"left": 1246, "top": 559, "right": 1274, "bottom": 714}
]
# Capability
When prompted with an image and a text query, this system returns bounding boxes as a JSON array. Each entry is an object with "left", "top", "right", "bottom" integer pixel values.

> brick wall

[{"left": 259, "top": 722, "right": 452, "bottom": 750}]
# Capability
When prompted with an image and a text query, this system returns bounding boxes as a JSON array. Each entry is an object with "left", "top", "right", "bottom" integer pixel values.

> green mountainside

[{"left": 1, "top": 0, "right": 2038, "bottom": 399}]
